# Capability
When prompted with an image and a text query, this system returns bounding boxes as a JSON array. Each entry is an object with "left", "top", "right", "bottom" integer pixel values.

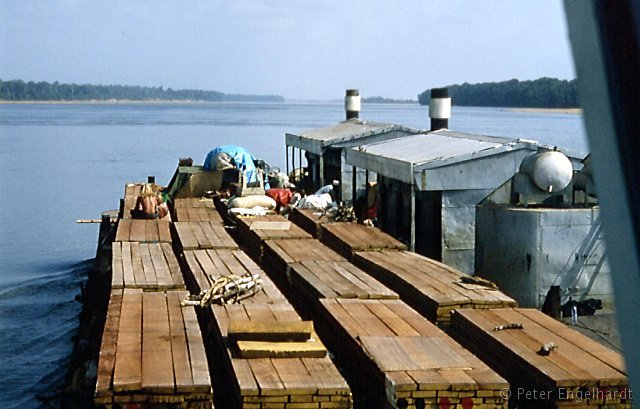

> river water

[{"left": 0, "top": 101, "right": 586, "bottom": 408}]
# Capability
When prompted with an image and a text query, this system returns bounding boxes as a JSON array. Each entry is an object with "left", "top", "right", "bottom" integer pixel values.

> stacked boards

[
  {"left": 174, "top": 221, "right": 238, "bottom": 251},
  {"left": 234, "top": 215, "right": 313, "bottom": 263},
  {"left": 173, "top": 198, "right": 223, "bottom": 222},
  {"left": 111, "top": 242, "right": 185, "bottom": 291},
  {"left": 319, "top": 298, "right": 509, "bottom": 409},
  {"left": 450, "top": 308, "right": 630, "bottom": 408},
  {"left": 95, "top": 289, "right": 212, "bottom": 408},
  {"left": 180, "top": 246, "right": 353, "bottom": 408},
  {"left": 319, "top": 222, "right": 407, "bottom": 260},
  {"left": 115, "top": 219, "right": 172, "bottom": 243},
  {"left": 354, "top": 250, "right": 517, "bottom": 326},
  {"left": 288, "top": 208, "right": 333, "bottom": 239},
  {"left": 96, "top": 183, "right": 215, "bottom": 408}
]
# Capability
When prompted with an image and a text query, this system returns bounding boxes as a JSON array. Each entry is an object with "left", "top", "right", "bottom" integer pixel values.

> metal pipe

[
  {"left": 345, "top": 89, "right": 361, "bottom": 120},
  {"left": 429, "top": 88, "right": 451, "bottom": 131}
]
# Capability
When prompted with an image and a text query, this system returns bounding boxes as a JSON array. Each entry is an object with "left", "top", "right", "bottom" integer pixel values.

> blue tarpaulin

[{"left": 203, "top": 145, "right": 259, "bottom": 183}]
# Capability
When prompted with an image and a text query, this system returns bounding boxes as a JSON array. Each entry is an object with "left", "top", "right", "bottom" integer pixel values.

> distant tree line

[
  {"left": 362, "top": 96, "right": 417, "bottom": 104},
  {"left": 418, "top": 78, "right": 578, "bottom": 108},
  {"left": 0, "top": 79, "right": 284, "bottom": 102}
]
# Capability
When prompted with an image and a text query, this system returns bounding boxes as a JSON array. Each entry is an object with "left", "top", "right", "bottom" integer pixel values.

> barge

[{"left": 75, "top": 90, "right": 627, "bottom": 408}]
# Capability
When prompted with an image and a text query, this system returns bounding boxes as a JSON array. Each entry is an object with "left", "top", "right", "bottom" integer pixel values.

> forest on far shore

[
  {"left": 0, "top": 79, "right": 284, "bottom": 102},
  {"left": 418, "top": 77, "right": 578, "bottom": 108}
]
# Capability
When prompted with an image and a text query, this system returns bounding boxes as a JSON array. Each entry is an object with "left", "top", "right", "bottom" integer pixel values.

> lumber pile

[
  {"left": 181, "top": 246, "right": 352, "bottom": 408},
  {"left": 174, "top": 221, "right": 238, "bottom": 251},
  {"left": 212, "top": 302, "right": 352, "bottom": 408},
  {"left": 319, "top": 222, "right": 406, "bottom": 260},
  {"left": 319, "top": 298, "right": 508, "bottom": 409},
  {"left": 115, "top": 219, "right": 172, "bottom": 243},
  {"left": 288, "top": 208, "right": 333, "bottom": 239},
  {"left": 285, "top": 260, "right": 399, "bottom": 300},
  {"left": 262, "top": 239, "right": 344, "bottom": 280},
  {"left": 181, "top": 248, "right": 287, "bottom": 303},
  {"left": 450, "top": 308, "right": 630, "bottom": 408},
  {"left": 173, "top": 198, "right": 223, "bottom": 222},
  {"left": 354, "top": 250, "right": 517, "bottom": 326},
  {"left": 122, "top": 183, "right": 142, "bottom": 219},
  {"left": 234, "top": 215, "right": 313, "bottom": 263},
  {"left": 111, "top": 242, "right": 185, "bottom": 290},
  {"left": 95, "top": 289, "right": 213, "bottom": 408}
]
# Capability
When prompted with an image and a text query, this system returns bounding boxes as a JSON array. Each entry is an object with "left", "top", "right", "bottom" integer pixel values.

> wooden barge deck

[{"left": 92, "top": 175, "right": 629, "bottom": 409}]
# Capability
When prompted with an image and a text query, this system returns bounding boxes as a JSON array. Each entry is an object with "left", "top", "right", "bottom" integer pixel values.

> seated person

[{"left": 131, "top": 183, "right": 168, "bottom": 219}]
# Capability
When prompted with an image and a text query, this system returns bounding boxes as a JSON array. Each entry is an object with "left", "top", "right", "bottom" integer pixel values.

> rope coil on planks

[{"left": 181, "top": 273, "right": 264, "bottom": 307}]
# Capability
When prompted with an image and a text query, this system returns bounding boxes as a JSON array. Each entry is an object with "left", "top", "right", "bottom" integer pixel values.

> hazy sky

[{"left": 0, "top": 0, "right": 575, "bottom": 100}]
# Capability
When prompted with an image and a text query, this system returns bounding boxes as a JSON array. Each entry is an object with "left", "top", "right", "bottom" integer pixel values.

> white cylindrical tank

[{"left": 519, "top": 150, "right": 574, "bottom": 193}]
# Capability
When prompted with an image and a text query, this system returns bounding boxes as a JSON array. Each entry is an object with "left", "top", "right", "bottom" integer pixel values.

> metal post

[
  {"left": 345, "top": 89, "right": 361, "bottom": 120},
  {"left": 565, "top": 0, "right": 640, "bottom": 393},
  {"left": 319, "top": 154, "right": 325, "bottom": 188},
  {"left": 410, "top": 184, "right": 416, "bottom": 252},
  {"left": 299, "top": 148, "right": 302, "bottom": 187},
  {"left": 429, "top": 88, "right": 451, "bottom": 131},
  {"left": 352, "top": 166, "right": 357, "bottom": 205},
  {"left": 285, "top": 145, "right": 290, "bottom": 177}
]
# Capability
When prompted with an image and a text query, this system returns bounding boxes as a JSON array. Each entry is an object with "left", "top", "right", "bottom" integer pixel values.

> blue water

[{"left": 0, "top": 101, "right": 586, "bottom": 408}]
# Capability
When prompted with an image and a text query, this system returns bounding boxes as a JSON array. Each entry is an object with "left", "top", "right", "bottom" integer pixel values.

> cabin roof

[
  {"left": 345, "top": 129, "right": 540, "bottom": 186},
  {"left": 285, "top": 118, "right": 422, "bottom": 155}
]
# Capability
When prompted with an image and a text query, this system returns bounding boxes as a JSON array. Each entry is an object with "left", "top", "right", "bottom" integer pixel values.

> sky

[{"left": 0, "top": 0, "right": 576, "bottom": 100}]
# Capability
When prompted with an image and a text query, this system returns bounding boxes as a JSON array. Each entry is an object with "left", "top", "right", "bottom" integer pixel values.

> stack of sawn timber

[
  {"left": 353, "top": 249, "right": 517, "bottom": 326},
  {"left": 319, "top": 298, "right": 509, "bottom": 409},
  {"left": 96, "top": 183, "right": 214, "bottom": 408},
  {"left": 288, "top": 208, "right": 333, "bottom": 239},
  {"left": 318, "top": 222, "right": 407, "bottom": 260},
  {"left": 173, "top": 198, "right": 223, "bottom": 223},
  {"left": 450, "top": 308, "right": 630, "bottom": 408},
  {"left": 234, "top": 214, "right": 313, "bottom": 263},
  {"left": 95, "top": 289, "right": 212, "bottom": 408},
  {"left": 180, "top": 246, "right": 353, "bottom": 409},
  {"left": 262, "top": 238, "right": 398, "bottom": 303},
  {"left": 257, "top": 230, "right": 507, "bottom": 408}
]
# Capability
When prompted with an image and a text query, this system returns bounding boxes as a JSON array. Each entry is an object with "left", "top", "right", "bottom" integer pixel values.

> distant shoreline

[
  {"left": 506, "top": 107, "right": 582, "bottom": 115},
  {"left": 0, "top": 99, "right": 282, "bottom": 105}
]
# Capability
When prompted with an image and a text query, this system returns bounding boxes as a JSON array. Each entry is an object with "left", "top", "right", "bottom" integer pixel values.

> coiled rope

[{"left": 181, "top": 273, "right": 264, "bottom": 307}]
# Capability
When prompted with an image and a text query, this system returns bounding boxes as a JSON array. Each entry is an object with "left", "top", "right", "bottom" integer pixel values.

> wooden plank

[
  {"left": 157, "top": 220, "right": 172, "bottom": 243},
  {"left": 236, "top": 339, "right": 326, "bottom": 359},
  {"left": 115, "top": 219, "right": 131, "bottom": 242},
  {"left": 141, "top": 292, "right": 175, "bottom": 394},
  {"left": 129, "top": 219, "right": 147, "bottom": 242},
  {"left": 271, "top": 358, "right": 319, "bottom": 396},
  {"left": 228, "top": 320, "right": 313, "bottom": 342},
  {"left": 183, "top": 303, "right": 212, "bottom": 393},
  {"left": 130, "top": 242, "right": 146, "bottom": 288},
  {"left": 301, "top": 358, "right": 351, "bottom": 395},
  {"left": 165, "top": 291, "right": 195, "bottom": 393},
  {"left": 113, "top": 289, "right": 142, "bottom": 392},
  {"left": 247, "top": 358, "right": 287, "bottom": 396},
  {"left": 139, "top": 244, "right": 157, "bottom": 289},
  {"left": 95, "top": 290, "right": 122, "bottom": 399},
  {"left": 111, "top": 242, "right": 124, "bottom": 289},
  {"left": 121, "top": 242, "right": 135, "bottom": 288},
  {"left": 232, "top": 359, "right": 259, "bottom": 396},
  {"left": 174, "top": 222, "right": 199, "bottom": 250},
  {"left": 161, "top": 242, "right": 184, "bottom": 289},
  {"left": 149, "top": 243, "right": 173, "bottom": 289},
  {"left": 190, "top": 221, "right": 212, "bottom": 249}
]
